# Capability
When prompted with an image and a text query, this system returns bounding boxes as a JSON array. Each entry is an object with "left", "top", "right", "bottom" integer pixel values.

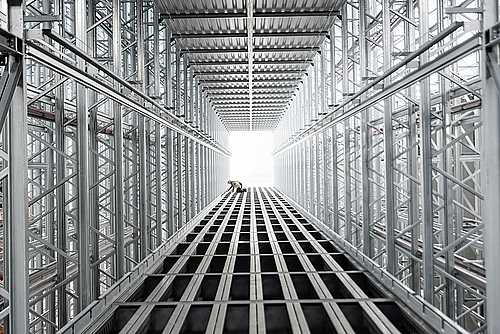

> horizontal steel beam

[
  {"left": 161, "top": 10, "right": 339, "bottom": 20},
  {"left": 27, "top": 41, "right": 231, "bottom": 157},
  {"left": 218, "top": 108, "right": 285, "bottom": 112},
  {"left": 208, "top": 92, "right": 293, "bottom": 97},
  {"left": 220, "top": 116, "right": 282, "bottom": 119},
  {"left": 182, "top": 47, "right": 319, "bottom": 54},
  {"left": 206, "top": 89, "right": 296, "bottom": 94},
  {"left": 189, "top": 60, "right": 312, "bottom": 66},
  {"left": 210, "top": 97, "right": 291, "bottom": 102},
  {"left": 217, "top": 111, "right": 283, "bottom": 115},
  {"left": 273, "top": 23, "right": 473, "bottom": 156},
  {"left": 194, "top": 70, "right": 305, "bottom": 75},
  {"left": 203, "top": 84, "right": 298, "bottom": 89},
  {"left": 213, "top": 102, "right": 288, "bottom": 106},
  {"left": 172, "top": 31, "right": 329, "bottom": 39},
  {"left": 202, "top": 82, "right": 298, "bottom": 86},
  {"left": 216, "top": 104, "right": 287, "bottom": 108},
  {"left": 200, "top": 79, "right": 300, "bottom": 84}
]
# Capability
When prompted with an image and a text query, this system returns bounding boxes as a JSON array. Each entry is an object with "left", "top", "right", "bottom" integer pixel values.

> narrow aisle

[{"left": 86, "top": 187, "right": 435, "bottom": 334}]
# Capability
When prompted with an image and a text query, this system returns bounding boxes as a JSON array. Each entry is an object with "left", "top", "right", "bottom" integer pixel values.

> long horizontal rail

[
  {"left": 27, "top": 35, "right": 231, "bottom": 158},
  {"left": 272, "top": 23, "right": 473, "bottom": 156}
]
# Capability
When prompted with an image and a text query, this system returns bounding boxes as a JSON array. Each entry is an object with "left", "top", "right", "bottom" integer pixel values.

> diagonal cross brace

[{"left": 0, "top": 60, "right": 21, "bottom": 130}]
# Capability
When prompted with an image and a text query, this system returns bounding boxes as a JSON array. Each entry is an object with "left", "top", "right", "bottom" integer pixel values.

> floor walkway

[{"left": 87, "top": 187, "right": 435, "bottom": 334}]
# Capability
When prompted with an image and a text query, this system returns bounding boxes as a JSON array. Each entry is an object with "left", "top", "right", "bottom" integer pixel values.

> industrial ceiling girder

[
  {"left": 172, "top": 31, "right": 329, "bottom": 39},
  {"left": 161, "top": 10, "right": 339, "bottom": 20},
  {"left": 181, "top": 47, "right": 320, "bottom": 54},
  {"left": 154, "top": 0, "right": 342, "bottom": 130}
]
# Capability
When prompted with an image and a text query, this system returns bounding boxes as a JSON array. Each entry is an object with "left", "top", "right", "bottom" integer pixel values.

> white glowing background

[{"left": 229, "top": 131, "right": 274, "bottom": 187}]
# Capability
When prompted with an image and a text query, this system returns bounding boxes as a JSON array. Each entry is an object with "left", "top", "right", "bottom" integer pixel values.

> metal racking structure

[
  {"left": 273, "top": 0, "right": 497, "bottom": 332},
  {"left": 0, "top": 0, "right": 498, "bottom": 333},
  {"left": 1, "top": 1, "right": 230, "bottom": 332}
]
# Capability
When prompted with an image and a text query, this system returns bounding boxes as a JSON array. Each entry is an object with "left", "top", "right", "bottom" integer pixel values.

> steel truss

[
  {"left": 273, "top": 0, "right": 495, "bottom": 332},
  {"left": 0, "top": 1, "right": 230, "bottom": 333}
]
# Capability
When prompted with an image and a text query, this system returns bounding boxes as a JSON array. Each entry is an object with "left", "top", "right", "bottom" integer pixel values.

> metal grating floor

[{"left": 85, "top": 187, "right": 436, "bottom": 334}]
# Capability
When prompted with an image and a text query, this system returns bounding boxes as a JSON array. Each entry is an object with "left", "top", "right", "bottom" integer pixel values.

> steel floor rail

[{"left": 79, "top": 187, "right": 436, "bottom": 334}]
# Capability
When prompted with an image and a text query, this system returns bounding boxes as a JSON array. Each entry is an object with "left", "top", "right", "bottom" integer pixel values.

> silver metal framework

[
  {"left": 273, "top": 0, "right": 494, "bottom": 332},
  {"left": 154, "top": 0, "right": 345, "bottom": 131},
  {"left": 0, "top": 1, "right": 230, "bottom": 332},
  {"left": 0, "top": 0, "right": 498, "bottom": 333}
]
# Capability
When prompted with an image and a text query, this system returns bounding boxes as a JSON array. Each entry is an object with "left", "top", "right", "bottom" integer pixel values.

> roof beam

[
  {"left": 217, "top": 103, "right": 287, "bottom": 107},
  {"left": 201, "top": 79, "right": 300, "bottom": 84},
  {"left": 218, "top": 111, "right": 285, "bottom": 114},
  {"left": 254, "top": 31, "right": 329, "bottom": 38},
  {"left": 182, "top": 47, "right": 319, "bottom": 54},
  {"left": 212, "top": 99, "right": 290, "bottom": 103},
  {"left": 213, "top": 101, "right": 289, "bottom": 105},
  {"left": 173, "top": 33, "right": 247, "bottom": 39},
  {"left": 207, "top": 92, "right": 292, "bottom": 97},
  {"left": 194, "top": 70, "right": 305, "bottom": 75},
  {"left": 161, "top": 12, "right": 247, "bottom": 19},
  {"left": 161, "top": 10, "right": 339, "bottom": 20},
  {"left": 202, "top": 84, "right": 298, "bottom": 89},
  {"left": 172, "top": 31, "right": 329, "bottom": 39},
  {"left": 211, "top": 99, "right": 290, "bottom": 103},
  {"left": 253, "top": 10, "right": 339, "bottom": 17},
  {"left": 247, "top": 0, "right": 253, "bottom": 130},
  {"left": 217, "top": 108, "right": 286, "bottom": 111},
  {"left": 205, "top": 89, "right": 296, "bottom": 94},
  {"left": 189, "top": 60, "right": 312, "bottom": 66},
  {"left": 217, "top": 111, "right": 283, "bottom": 114}
]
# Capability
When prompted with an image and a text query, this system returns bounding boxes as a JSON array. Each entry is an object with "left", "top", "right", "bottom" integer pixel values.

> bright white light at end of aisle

[{"left": 230, "top": 131, "right": 273, "bottom": 187}]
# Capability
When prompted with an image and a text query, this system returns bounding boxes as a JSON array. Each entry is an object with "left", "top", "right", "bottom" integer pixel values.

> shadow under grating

[{"left": 87, "top": 187, "right": 438, "bottom": 334}]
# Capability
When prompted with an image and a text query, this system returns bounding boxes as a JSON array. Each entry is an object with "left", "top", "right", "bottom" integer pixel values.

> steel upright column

[
  {"left": 138, "top": 115, "right": 148, "bottom": 259},
  {"left": 153, "top": 9, "right": 163, "bottom": 246},
  {"left": 190, "top": 69, "right": 196, "bottom": 218},
  {"left": 298, "top": 91, "right": 304, "bottom": 207},
  {"left": 359, "top": 0, "right": 372, "bottom": 257},
  {"left": 166, "top": 28, "right": 172, "bottom": 106},
  {"left": 382, "top": 0, "right": 396, "bottom": 275},
  {"left": 204, "top": 144, "right": 209, "bottom": 207},
  {"left": 155, "top": 123, "right": 162, "bottom": 247},
  {"left": 153, "top": 7, "right": 161, "bottom": 97},
  {"left": 112, "top": 0, "right": 125, "bottom": 278},
  {"left": 419, "top": 0, "right": 434, "bottom": 304},
  {"left": 75, "top": 0, "right": 91, "bottom": 311},
  {"left": 88, "top": 0, "right": 100, "bottom": 302},
  {"left": 196, "top": 141, "right": 201, "bottom": 212},
  {"left": 165, "top": 28, "right": 174, "bottom": 237},
  {"left": 55, "top": 71, "right": 68, "bottom": 327},
  {"left": 308, "top": 76, "right": 314, "bottom": 215},
  {"left": 321, "top": 45, "right": 330, "bottom": 226},
  {"left": 483, "top": 0, "right": 500, "bottom": 327},
  {"left": 202, "top": 100, "right": 208, "bottom": 207},
  {"left": 8, "top": 2, "right": 28, "bottom": 331},
  {"left": 138, "top": 0, "right": 149, "bottom": 260},
  {"left": 343, "top": 120, "right": 351, "bottom": 242},
  {"left": 194, "top": 78, "right": 200, "bottom": 212},
  {"left": 314, "top": 58, "right": 321, "bottom": 219},
  {"left": 167, "top": 128, "right": 174, "bottom": 236},
  {"left": 184, "top": 59, "right": 190, "bottom": 222},
  {"left": 405, "top": 0, "right": 420, "bottom": 294},
  {"left": 342, "top": 7, "right": 352, "bottom": 242},
  {"left": 177, "top": 132, "right": 184, "bottom": 228},
  {"left": 90, "top": 98, "right": 100, "bottom": 300},
  {"left": 330, "top": 24, "right": 339, "bottom": 233}
]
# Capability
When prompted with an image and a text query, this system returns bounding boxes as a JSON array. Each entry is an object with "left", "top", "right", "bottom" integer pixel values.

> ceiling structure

[{"left": 153, "top": 0, "right": 345, "bottom": 131}]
